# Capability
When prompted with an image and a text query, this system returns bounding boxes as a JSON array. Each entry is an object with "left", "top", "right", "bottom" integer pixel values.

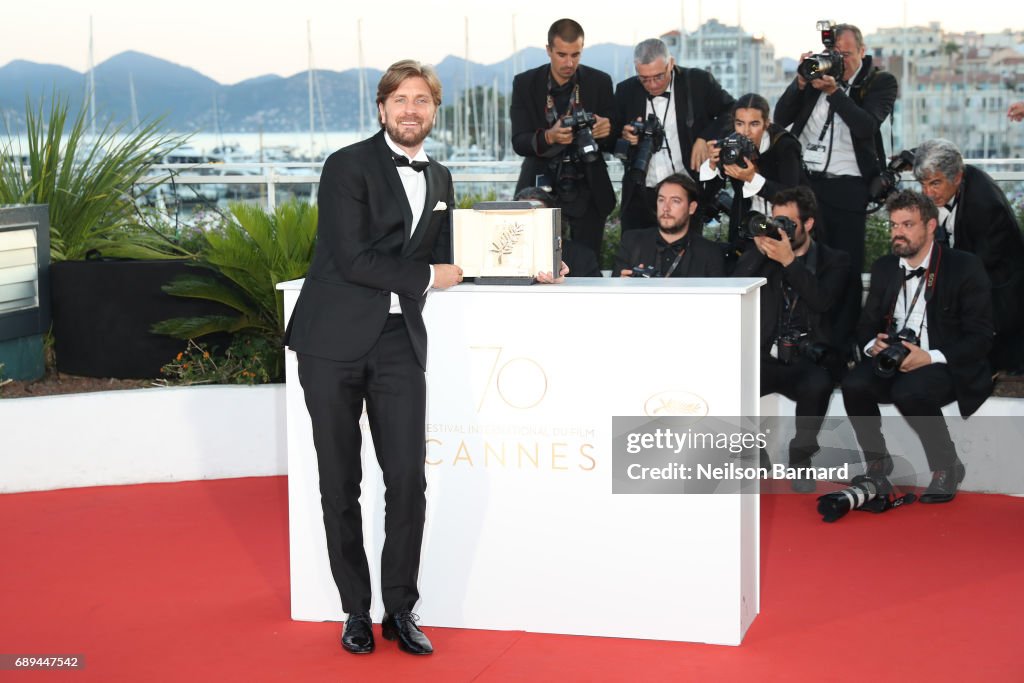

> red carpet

[{"left": 1, "top": 477, "right": 1021, "bottom": 681}]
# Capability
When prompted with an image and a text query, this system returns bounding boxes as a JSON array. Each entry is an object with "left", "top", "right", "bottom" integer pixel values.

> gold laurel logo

[{"left": 643, "top": 391, "right": 709, "bottom": 417}]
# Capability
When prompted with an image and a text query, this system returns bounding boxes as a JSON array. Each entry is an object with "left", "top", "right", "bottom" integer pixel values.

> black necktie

[
  {"left": 903, "top": 266, "right": 925, "bottom": 281},
  {"left": 393, "top": 154, "right": 429, "bottom": 172}
]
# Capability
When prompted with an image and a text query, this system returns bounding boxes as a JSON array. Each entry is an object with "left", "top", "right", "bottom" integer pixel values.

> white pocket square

[{"left": 433, "top": 201, "right": 447, "bottom": 211}]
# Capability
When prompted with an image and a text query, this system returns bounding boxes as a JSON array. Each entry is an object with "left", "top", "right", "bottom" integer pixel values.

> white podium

[{"left": 279, "top": 277, "right": 763, "bottom": 645}]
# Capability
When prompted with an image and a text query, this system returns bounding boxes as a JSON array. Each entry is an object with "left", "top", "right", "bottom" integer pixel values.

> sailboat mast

[
  {"left": 308, "top": 20, "right": 316, "bottom": 161},
  {"left": 88, "top": 16, "right": 97, "bottom": 137},
  {"left": 358, "top": 18, "right": 367, "bottom": 136}
]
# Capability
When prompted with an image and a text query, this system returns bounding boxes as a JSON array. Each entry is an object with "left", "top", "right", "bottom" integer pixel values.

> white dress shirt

[
  {"left": 798, "top": 64, "right": 862, "bottom": 177},
  {"left": 384, "top": 132, "right": 435, "bottom": 313},
  {"left": 644, "top": 73, "right": 688, "bottom": 187}
]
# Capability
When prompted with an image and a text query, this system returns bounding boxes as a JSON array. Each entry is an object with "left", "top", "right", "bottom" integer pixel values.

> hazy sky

[{"left": 3, "top": 0, "right": 1019, "bottom": 84}]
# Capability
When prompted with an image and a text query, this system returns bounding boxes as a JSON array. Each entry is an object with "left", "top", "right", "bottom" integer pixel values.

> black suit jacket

[
  {"left": 858, "top": 244, "right": 993, "bottom": 416},
  {"left": 510, "top": 64, "right": 616, "bottom": 217},
  {"left": 615, "top": 65, "right": 735, "bottom": 209},
  {"left": 284, "top": 130, "right": 453, "bottom": 369},
  {"left": 952, "top": 164, "right": 1024, "bottom": 333},
  {"left": 701, "top": 124, "right": 804, "bottom": 243},
  {"left": 612, "top": 228, "right": 725, "bottom": 278},
  {"left": 733, "top": 240, "right": 849, "bottom": 354},
  {"left": 774, "top": 56, "right": 897, "bottom": 181}
]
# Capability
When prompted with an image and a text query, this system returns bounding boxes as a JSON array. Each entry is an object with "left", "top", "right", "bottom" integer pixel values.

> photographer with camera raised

[
  {"left": 732, "top": 187, "right": 849, "bottom": 491},
  {"left": 699, "top": 93, "right": 804, "bottom": 257},
  {"left": 614, "top": 38, "right": 735, "bottom": 233},
  {"left": 774, "top": 22, "right": 897, "bottom": 365},
  {"left": 613, "top": 173, "right": 725, "bottom": 278},
  {"left": 912, "top": 138, "right": 1024, "bottom": 374},
  {"left": 841, "top": 190, "right": 993, "bottom": 504},
  {"left": 510, "top": 19, "right": 616, "bottom": 259}
]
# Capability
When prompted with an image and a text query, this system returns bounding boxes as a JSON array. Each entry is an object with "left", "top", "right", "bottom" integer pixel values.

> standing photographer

[
  {"left": 774, "top": 23, "right": 897, "bottom": 364},
  {"left": 614, "top": 38, "right": 735, "bottom": 232},
  {"left": 700, "top": 93, "right": 804, "bottom": 252},
  {"left": 510, "top": 18, "right": 616, "bottom": 258},
  {"left": 841, "top": 190, "right": 993, "bottom": 504},
  {"left": 732, "top": 187, "right": 849, "bottom": 491}
]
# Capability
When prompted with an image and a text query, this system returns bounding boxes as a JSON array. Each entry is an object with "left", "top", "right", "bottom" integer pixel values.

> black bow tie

[
  {"left": 903, "top": 266, "right": 926, "bottom": 281},
  {"left": 393, "top": 154, "right": 429, "bottom": 172},
  {"left": 650, "top": 91, "right": 671, "bottom": 100}
]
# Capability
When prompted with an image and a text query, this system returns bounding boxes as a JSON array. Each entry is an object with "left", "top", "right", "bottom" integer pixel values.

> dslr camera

[
  {"left": 614, "top": 113, "right": 666, "bottom": 182},
  {"left": 717, "top": 132, "right": 758, "bottom": 169},
  {"left": 817, "top": 474, "right": 893, "bottom": 522},
  {"left": 740, "top": 212, "right": 797, "bottom": 241},
  {"left": 630, "top": 264, "right": 660, "bottom": 278},
  {"left": 868, "top": 149, "right": 916, "bottom": 203},
  {"left": 798, "top": 20, "right": 845, "bottom": 83},
  {"left": 873, "top": 326, "right": 919, "bottom": 378},
  {"left": 561, "top": 109, "right": 600, "bottom": 163},
  {"left": 777, "top": 328, "right": 829, "bottom": 365}
]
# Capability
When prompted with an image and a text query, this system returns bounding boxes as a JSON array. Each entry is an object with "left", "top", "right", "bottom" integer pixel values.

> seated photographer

[
  {"left": 912, "top": 138, "right": 1024, "bottom": 373},
  {"left": 699, "top": 93, "right": 804, "bottom": 254},
  {"left": 841, "top": 190, "right": 993, "bottom": 504},
  {"left": 613, "top": 173, "right": 725, "bottom": 278},
  {"left": 732, "top": 187, "right": 849, "bottom": 491},
  {"left": 510, "top": 19, "right": 616, "bottom": 259},
  {"left": 514, "top": 186, "right": 602, "bottom": 278}
]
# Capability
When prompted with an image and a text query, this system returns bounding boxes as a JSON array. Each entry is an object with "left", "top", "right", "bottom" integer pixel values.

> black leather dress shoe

[
  {"left": 382, "top": 611, "right": 433, "bottom": 655},
  {"left": 341, "top": 612, "right": 374, "bottom": 654},
  {"left": 865, "top": 456, "right": 894, "bottom": 478},
  {"left": 919, "top": 462, "right": 966, "bottom": 504}
]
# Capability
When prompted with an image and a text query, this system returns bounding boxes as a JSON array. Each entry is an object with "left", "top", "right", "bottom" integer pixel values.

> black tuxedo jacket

[
  {"left": 701, "top": 124, "right": 804, "bottom": 243},
  {"left": 284, "top": 130, "right": 453, "bottom": 369},
  {"left": 952, "top": 164, "right": 1024, "bottom": 333},
  {"left": 510, "top": 64, "right": 616, "bottom": 217},
  {"left": 733, "top": 240, "right": 849, "bottom": 354},
  {"left": 612, "top": 228, "right": 725, "bottom": 278},
  {"left": 615, "top": 65, "right": 735, "bottom": 209},
  {"left": 774, "top": 56, "right": 897, "bottom": 181},
  {"left": 858, "top": 244, "right": 993, "bottom": 416}
]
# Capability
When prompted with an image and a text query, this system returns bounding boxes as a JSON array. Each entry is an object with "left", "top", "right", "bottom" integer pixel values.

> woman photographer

[{"left": 700, "top": 93, "right": 804, "bottom": 257}]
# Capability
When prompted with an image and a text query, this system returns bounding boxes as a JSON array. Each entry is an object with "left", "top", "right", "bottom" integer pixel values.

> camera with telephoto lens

[
  {"left": 561, "top": 110, "right": 600, "bottom": 163},
  {"left": 873, "top": 327, "right": 919, "bottom": 378},
  {"left": 630, "top": 264, "right": 660, "bottom": 278},
  {"left": 798, "top": 20, "right": 845, "bottom": 82},
  {"left": 817, "top": 474, "right": 893, "bottom": 522},
  {"left": 614, "top": 113, "right": 666, "bottom": 181},
  {"left": 868, "top": 149, "right": 916, "bottom": 203},
  {"left": 718, "top": 132, "right": 758, "bottom": 169},
  {"left": 777, "top": 328, "right": 829, "bottom": 365},
  {"left": 740, "top": 212, "right": 798, "bottom": 241}
]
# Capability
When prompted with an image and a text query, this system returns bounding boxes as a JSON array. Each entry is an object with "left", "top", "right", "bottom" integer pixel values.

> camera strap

[
  {"left": 545, "top": 76, "right": 580, "bottom": 126},
  {"left": 647, "top": 88, "right": 676, "bottom": 172}
]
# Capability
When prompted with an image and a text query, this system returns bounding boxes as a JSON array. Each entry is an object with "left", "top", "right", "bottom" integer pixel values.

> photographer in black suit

[
  {"left": 913, "top": 138, "right": 1024, "bottom": 373},
  {"left": 699, "top": 93, "right": 804, "bottom": 255},
  {"left": 510, "top": 18, "right": 616, "bottom": 258},
  {"left": 733, "top": 187, "right": 849, "bottom": 491},
  {"left": 613, "top": 173, "right": 724, "bottom": 278},
  {"left": 614, "top": 38, "right": 734, "bottom": 232},
  {"left": 774, "top": 23, "right": 897, "bottom": 363},
  {"left": 841, "top": 190, "right": 993, "bottom": 504}
]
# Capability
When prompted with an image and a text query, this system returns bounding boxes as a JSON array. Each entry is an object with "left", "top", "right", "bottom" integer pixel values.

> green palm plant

[
  {"left": 0, "top": 95, "right": 188, "bottom": 261},
  {"left": 152, "top": 199, "right": 319, "bottom": 378}
]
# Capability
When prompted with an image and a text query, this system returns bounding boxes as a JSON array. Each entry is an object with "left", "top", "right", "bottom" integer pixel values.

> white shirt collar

[
  {"left": 384, "top": 132, "right": 429, "bottom": 163},
  {"left": 898, "top": 242, "right": 934, "bottom": 274}
]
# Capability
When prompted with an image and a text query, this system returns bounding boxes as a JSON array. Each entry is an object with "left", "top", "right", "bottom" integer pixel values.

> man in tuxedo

[
  {"left": 774, "top": 23, "right": 897, "bottom": 363},
  {"left": 841, "top": 190, "right": 993, "bottom": 504},
  {"left": 912, "top": 138, "right": 1024, "bottom": 373},
  {"left": 284, "top": 60, "right": 462, "bottom": 656},
  {"left": 510, "top": 18, "right": 616, "bottom": 259},
  {"left": 613, "top": 173, "right": 724, "bottom": 278},
  {"left": 732, "top": 187, "right": 849, "bottom": 491},
  {"left": 615, "top": 37, "right": 735, "bottom": 232}
]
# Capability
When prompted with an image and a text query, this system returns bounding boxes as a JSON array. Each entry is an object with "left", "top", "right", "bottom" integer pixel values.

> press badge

[{"left": 804, "top": 143, "right": 827, "bottom": 171}]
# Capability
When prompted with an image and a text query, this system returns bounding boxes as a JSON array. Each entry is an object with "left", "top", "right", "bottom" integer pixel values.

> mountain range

[{"left": 0, "top": 46, "right": 640, "bottom": 133}]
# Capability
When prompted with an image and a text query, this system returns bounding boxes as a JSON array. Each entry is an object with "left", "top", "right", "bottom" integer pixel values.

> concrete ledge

[
  {"left": 1, "top": 384, "right": 287, "bottom": 493},
  {"left": 761, "top": 391, "right": 1024, "bottom": 495}
]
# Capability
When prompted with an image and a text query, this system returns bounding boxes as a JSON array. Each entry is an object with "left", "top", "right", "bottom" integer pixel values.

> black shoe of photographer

[
  {"left": 340, "top": 612, "right": 374, "bottom": 654},
  {"left": 790, "top": 466, "right": 816, "bottom": 493},
  {"left": 919, "top": 461, "right": 966, "bottom": 504}
]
